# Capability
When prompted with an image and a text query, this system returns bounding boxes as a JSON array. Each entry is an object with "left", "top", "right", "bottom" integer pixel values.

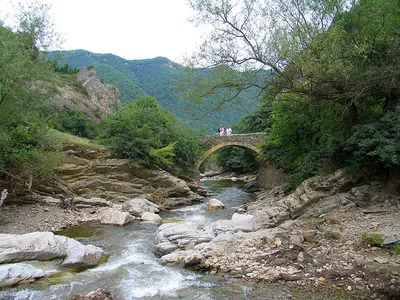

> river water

[{"left": 0, "top": 180, "right": 329, "bottom": 299}]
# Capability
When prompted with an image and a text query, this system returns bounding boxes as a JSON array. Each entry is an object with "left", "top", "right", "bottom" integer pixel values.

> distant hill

[{"left": 47, "top": 50, "right": 261, "bottom": 134}]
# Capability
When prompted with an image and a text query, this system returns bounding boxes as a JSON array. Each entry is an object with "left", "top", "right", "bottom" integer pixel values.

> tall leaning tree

[
  {"left": 183, "top": 0, "right": 350, "bottom": 101},
  {"left": 184, "top": 0, "right": 400, "bottom": 121}
]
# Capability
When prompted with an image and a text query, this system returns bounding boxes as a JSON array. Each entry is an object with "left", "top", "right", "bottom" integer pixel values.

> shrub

[
  {"left": 49, "top": 109, "right": 97, "bottom": 139},
  {"left": 345, "top": 106, "right": 400, "bottom": 171},
  {"left": 98, "top": 96, "right": 202, "bottom": 176},
  {"left": 261, "top": 94, "right": 350, "bottom": 184}
]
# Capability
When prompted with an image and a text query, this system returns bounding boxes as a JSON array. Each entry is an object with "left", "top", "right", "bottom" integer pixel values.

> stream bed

[{"left": 0, "top": 180, "right": 334, "bottom": 299}]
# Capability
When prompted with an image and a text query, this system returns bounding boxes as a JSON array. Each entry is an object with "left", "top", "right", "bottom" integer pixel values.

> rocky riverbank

[
  {"left": 1, "top": 169, "right": 399, "bottom": 299},
  {"left": 155, "top": 170, "right": 400, "bottom": 299}
]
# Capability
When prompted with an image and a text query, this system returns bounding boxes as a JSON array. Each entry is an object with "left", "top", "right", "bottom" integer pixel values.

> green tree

[
  {"left": 98, "top": 96, "right": 202, "bottom": 177},
  {"left": 188, "top": 0, "right": 400, "bottom": 181},
  {"left": 186, "top": 0, "right": 348, "bottom": 100},
  {"left": 216, "top": 146, "right": 258, "bottom": 173},
  {"left": 261, "top": 94, "right": 350, "bottom": 183},
  {"left": 345, "top": 106, "right": 400, "bottom": 171},
  {"left": 48, "top": 108, "right": 97, "bottom": 139},
  {"left": 0, "top": 2, "right": 61, "bottom": 192}
]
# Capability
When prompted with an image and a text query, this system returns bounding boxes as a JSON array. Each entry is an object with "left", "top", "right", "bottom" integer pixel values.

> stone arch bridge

[
  {"left": 197, "top": 133, "right": 267, "bottom": 168},
  {"left": 197, "top": 133, "right": 287, "bottom": 189}
]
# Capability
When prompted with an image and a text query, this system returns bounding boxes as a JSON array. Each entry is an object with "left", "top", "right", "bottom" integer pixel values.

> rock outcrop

[
  {"left": 31, "top": 144, "right": 205, "bottom": 210},
  {"left": 50, "top": 66, "right": 120, "bottom": 122},
  {"left": 155, "top": 223, "right": 214, "bottom": 256},
  {"left": 248, "top": 170, "right": 356, "bottom": 228}
]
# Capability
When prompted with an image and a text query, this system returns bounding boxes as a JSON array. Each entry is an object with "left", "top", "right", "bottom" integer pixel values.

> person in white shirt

[
  {"left": 219, "top": 125, "right": 225, "bottom": 136},
  {"left": 226, "top": 125, "right": 232, "bottom": 136}
]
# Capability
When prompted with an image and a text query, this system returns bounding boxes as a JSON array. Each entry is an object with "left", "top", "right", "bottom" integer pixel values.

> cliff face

[
  {"left": 50, "top": 66, "right": 120, "bottom": 122},
  {"left": 76, "top": 66, "right": 120, "bottom": 116}
]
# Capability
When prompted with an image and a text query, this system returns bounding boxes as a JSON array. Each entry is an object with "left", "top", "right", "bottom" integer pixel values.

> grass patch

[
  {"left": 391, "top": 244, "right": 400, "bottom": 255},
  {"left": 51, "top": 129, "right": 106, "bottom": 151},
  {"left": 361, "top": 233, "right": 385, "bottom": 246},
  {"left": 361, "top": 233, "right": 400, "bottom": 254},
  {"left": 0, "top": 219, "right": 9, "bottom": 225}
]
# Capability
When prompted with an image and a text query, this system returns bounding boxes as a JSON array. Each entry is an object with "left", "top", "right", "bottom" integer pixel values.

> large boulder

[
  {"left": 206, "top": 198, "right": 225, "bottom": 210},
  {"left": 155, "top": 223, "right": 213, "bottom": 256},
  {"left": 100, "top": 208, "right": 135, "bottom": 226},
  {"left": 0, "top": 232, "right": 109, "bottom": 270},
  {"left": 205, "top": 213, "right": 257, "bottom": 236},
  {"left": 159, "top": 250, "right": 204, "bottom": 267},
  {"left": 0, "top": 263, "right": 45, "bottom": 287},
  {"left": 122, "top": 197, "right": 160, "bottom": 217},
  {"left": 141, "top": 212, "right": 162, "bottom": 224}
]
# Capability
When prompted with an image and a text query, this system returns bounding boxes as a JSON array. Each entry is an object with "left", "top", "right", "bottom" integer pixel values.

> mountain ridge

[{"left": 48, "top": 50, "right": 259, "bottom": 134}]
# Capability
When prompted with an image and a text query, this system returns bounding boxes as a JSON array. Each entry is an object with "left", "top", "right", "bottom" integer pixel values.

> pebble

[
  {"left": 373, "top": 257, "right": 389, "bottom": 264},
  {"left": 347, "top": 285, "right": 352, "bottom": 291}
]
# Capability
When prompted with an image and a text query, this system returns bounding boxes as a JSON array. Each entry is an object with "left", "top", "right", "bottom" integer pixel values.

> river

[{"left": 0, "top": 180, "right": 322, "bottom": 299}]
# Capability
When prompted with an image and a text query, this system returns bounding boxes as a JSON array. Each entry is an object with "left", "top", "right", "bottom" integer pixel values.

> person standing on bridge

[
  {"left": 218, "top": 125, "right": 225, "bottom": 136},
  {"left": 226, "top": 125, "right": 232, "bottom": 136}
]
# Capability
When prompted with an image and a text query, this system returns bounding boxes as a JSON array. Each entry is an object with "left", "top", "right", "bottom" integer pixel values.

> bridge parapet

[{"left": 198, "top": 133, "right": 267, "bottom": 148}]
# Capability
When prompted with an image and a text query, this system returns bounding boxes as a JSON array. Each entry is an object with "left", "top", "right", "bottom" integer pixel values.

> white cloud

[{"left": 0, "top": 0, "right": 206, "bottom": 62}]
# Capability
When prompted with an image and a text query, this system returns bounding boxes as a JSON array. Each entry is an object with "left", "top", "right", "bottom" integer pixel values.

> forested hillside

[{"left": 48, "top": 50, "right": 259, "bottom": 134}]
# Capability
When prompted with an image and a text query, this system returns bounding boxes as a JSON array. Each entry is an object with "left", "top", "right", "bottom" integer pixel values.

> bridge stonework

[
  {"left": 197, "top": 133, "right": 267, "bottom": 168},
  {"left": 197, "top": 133, "right": 288, "bottom": 189}
]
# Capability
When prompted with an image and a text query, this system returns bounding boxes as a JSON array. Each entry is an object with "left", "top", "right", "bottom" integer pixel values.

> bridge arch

[
  {"left": 197, "top": 133, "right": 288, "bottom": 190},
  {"left": 197, "top": 133, "right": 266, "bottom": 169}
]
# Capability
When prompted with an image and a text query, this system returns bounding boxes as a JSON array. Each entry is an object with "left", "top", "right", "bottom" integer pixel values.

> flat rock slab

[{"left": 0, "top": 232, "right": 109, "bottom": 270}]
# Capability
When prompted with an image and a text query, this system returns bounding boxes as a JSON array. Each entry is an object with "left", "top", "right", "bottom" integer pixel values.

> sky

[{"left": 0, "top": 0, "right": 207, "bottom": 63}]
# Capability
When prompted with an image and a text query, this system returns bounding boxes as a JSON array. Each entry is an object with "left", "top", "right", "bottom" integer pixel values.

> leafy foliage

[
  {"left": 261, "top": 94, "right": 350, "bottom": 184},
  {"left": 47, "top": 60, "right": 79, "bottom": 74},
  {"left": 48, "top": 108, "right": 98, "bottom": 139},
  {"left": 0, "top": 4, "right": 62, "bottom": 191},
  {"left": 98, "top": 96, "right": 202, "bottom": 177},
  {"left": 187, "top": 0, "right": 400, "bottom": 181},
  {"left": 345, "top": 107, "right": 400, "bottom": 170},
  {"left": 216, "top": 147, "right": 258, "bottom": 173}
]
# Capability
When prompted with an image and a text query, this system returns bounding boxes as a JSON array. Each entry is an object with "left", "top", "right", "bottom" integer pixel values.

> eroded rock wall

[{"left": 34, "top": 145, "right": 204, "bottom": 210}]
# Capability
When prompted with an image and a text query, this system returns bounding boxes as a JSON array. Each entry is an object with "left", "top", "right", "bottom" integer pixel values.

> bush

[
  {"left": 261, "top": 94, "right": 350, "bottom": 184},
  {"left": 217, "top": 147, "right": 258, "bottom": 173},
  {"left": 0, "top": 119, "right": 61, "bottom": 190},
  {"left": 345, "top": 106, "right": 400, "bottom": 171},
  {"left": 49, "top": 109, "right": 97, "bottom": 139},
  {"left": 98, "top": 96, "right": 202, "bottom": 176}
]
